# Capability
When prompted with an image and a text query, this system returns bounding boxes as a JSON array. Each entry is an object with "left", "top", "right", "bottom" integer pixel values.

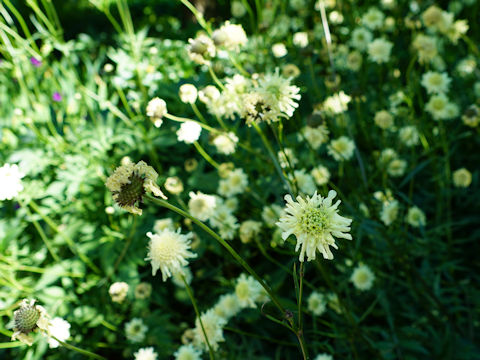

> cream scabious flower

[
  {"left": 146, "top": 98, "right": 167, "bottom": 127},
  {"left": 367, "top": 38, "right": 393, "bottom": 64},
  {"left": 302, "top": 124, "right": 329, "bottom": 150},
  {"left": 239, "top": 220, "right": 262, "bottom": 244},
  {"left": 125, "top": 318, "right": 147, "bottom": 343},
  {"left": 257, "top": 69, "right": 301, "bottom": 117},
  {"left": 311, "top": 165, "right": 331, "bottom": 186},
  {"left": 453, "top": 168, "right": 472, "bottom": 188},
  {"left": 314, "top": 353, "right": 333, "bottom": 360},
  {"left": 241, "top": 91, "right": 282, "bottom": 124},
  {"left": 374, "top": 110, "right": 394, "bottom": 129},
  {"left": 406, "top": 206, "right": 426, "bottom": 227},
  {"left": 350, "top": 27, "right": 373, "bottom": 52},
  {"left": 193, "top": 309, "right": 227, "bottom": 351},
  {"left": 12, "top": 299, "right": 50, "bottom": 346},
  {"left": 188, "top": 191, "right": 216, "bottom": 221},
  {"left": 399, "top": 126, "right": 420, "bottom": 147},
  {"left": 213, "top": 293, "right": 241, "bottom": 320},
  {"left": 235, "top": 274, "right": 262, "bottom": 308},
  {"left": 421, "top": 71, "right": 451, "bottom": 94},
  {"left": 380, "top": 199, "right": 399, "bottom": 226},
  {"left": 212, "top": 21, "right": 248, "bottom": 50},
  {"left": 109, "top": 282, "right": 129, "bottom": 303},
  {"left": 106, "top": 160, "right": 166, "bottom": 215},
  {"left": 213, "top": 132, "right": 239, "bottom": 155},
  {"left": 174, "top": 344, "right": 202, "bottom": 360},
  {"left": 425, "top": 93, "right": 451, "bottom": 120},
  {"left": 327, "top": 136, "right": 355, "bottom": 161},
  {"left": 47, "top": 317, "right": 71, "bottom": 348},
  {"left": 177, "top": 121, "right": 202, "bottom": 144},
  {"left": 145, "top": 229, "right": 197, "bottom": 281},
  {"left": 134, "top": 347, "right": 158, "bottom": 360},
  {"left": 276, "top": 190, "right": 352, "bottom": 261},
  {"left": 187, "top": 34, "right": 215, "bottom": 65},
  {"left": 362, "top": 7, "right": 384, "bottom": 30},
  {"left": 293, "top": 169, "right": 317, "bottom": 195},
  {"left": 0, "top": 163, "right": 25, "bottom": 201},
  {"left": 179, "top": 84, "right": 198, "bottom": 104},
  {"left": 350, "top": 264, "right": 375, "bottom": 291},
  {"left": 307, "top": 291, "right": 327, "bottom": 316},
  {"left": 218, "top": 168, "right": 248, "bottom": 197}
]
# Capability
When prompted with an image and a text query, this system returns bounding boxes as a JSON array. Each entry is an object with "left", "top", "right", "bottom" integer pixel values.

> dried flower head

[
  {"left": 106, "top": 160, "right": 166, "bottom": 215},
  {"left": 12, "top": 299, "right": 50, "bottom": 346}
]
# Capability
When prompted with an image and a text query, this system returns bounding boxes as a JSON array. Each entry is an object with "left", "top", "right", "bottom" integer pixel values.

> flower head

[
  {"left": 146, "top": 229, "right": 197, "bottom": 281},
  {"left": 47, "top": 317, "right": 71, "bottom": 348},
  {"left": 106, "top": 160, "right": 166, "bottom": 215},
  {"left": 188, "top": 191, "right": 216, "bottom": 221},
  {"left": 187, "top": 34, "right": 216, "bottom": 65},
  {"left": 109, "top": 282, "right": 129, "bottom": 303},
  {"left": 12, "top": 299, "right": 50, "bottom": 346},
  {"left": 235, "top": 273, "right": 263, "bottom": 308},
  {"left": 276, "top": 190, "right": 352, "bottom": 261},
  {"left": 125, "top": 318, "right": 147, "bottom": 343},
  {"left": 177, "top": 121, "right": 202, "bottom": 144},
  {"left": 367, "top": 38, "right": 393, "bottom": 64},
  {"left": 193, "top": 309, "right": 227, "bottom": 351},
  {"left": 146, "top": 97, "right": 167, "bottom": 127},
  {"left": 350, "top": 264, "right": 375, "bottom": 291},
  {"left": 327, "top": 136, "right": 355, "bottom": 161},
  {"left": 212, "top": 21, "right": 248, "bottom": 50},
  {"left": 453, "top": 168, "right": 472, "bottom": 188},
  {"left": 406, "top": 206, "right": 426, "bottom": 227},
  {"left": 257, "top": 69, "right": 301, "bottom": 117},
  {"left": 174, "top": 344, "right": 202, "bottom": 360},
  {"left": 135, "top": 347, "right": 158, "bottom": 360},
  {"left": 0, "top": 163, "right": 25, "bottom": 201},
  {"left": 307, "top": 291, "right": 327, "bottom": 316}
]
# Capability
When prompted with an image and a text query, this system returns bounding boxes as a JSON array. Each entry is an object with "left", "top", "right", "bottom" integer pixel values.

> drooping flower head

[
  {"left": 106, "top": 160, "right": 166, "bottom": 215},
  {"left": 145, "top": 229, "right": 197, "bottom": 281},
  {"left": 276, "top": 190, "right": 352, "bottom": 261},
  {"left": 12, "top": 299, "right": 50, "bottom": 346}
]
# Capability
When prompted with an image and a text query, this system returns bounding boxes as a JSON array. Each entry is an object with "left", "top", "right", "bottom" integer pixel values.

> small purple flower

[
  {"left": 30, "top": 57, "right": 42, "bottom": 67},
  {"left": 52, "top": 92, "right": 62, "bottom": 102}
]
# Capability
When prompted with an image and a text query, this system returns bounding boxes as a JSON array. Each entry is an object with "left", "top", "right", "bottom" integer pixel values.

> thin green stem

[
  {"left": 208, "top": 65, "right": 226, "bottom": 90},
  {"left": 181, "top": 276, "right": 215, "bottom": 360},
  {"left": 193, "top": 141, "right": 220, "bottom": 169},
  {"left": 54, "top": 336, "right": 106, "bottom": 359}
]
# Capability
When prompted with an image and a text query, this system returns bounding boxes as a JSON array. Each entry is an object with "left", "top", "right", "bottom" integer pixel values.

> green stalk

[
  {"left": 54, "top": 337, "right": 106, "bottom": 359},
  {"left": 181, "top": 276, "right": 215, "bottom": 360},
  {"left": 193, "top": 141, "right": 220, "bottom": 169},
  {"left": 208, "top": 65, "right": 226, "bottom": 91}
]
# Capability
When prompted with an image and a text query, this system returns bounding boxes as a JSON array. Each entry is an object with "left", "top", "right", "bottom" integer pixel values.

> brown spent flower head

[{"left": 106, "top": 160, "right": 166, "bottom": 215}]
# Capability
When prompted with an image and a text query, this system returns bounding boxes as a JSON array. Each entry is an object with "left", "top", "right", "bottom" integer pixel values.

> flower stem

[
  {"left": 208, "top": 65, "right": 225, "bottom": 91},
  {"left": 54, "top": 337, "right": 106, "bottom": 359},
  {"left": 193, "top": 141, "right": 220, "bottom": 169},
  {"left": 181, "top": 275, "right": 215, "bottom": 360}
]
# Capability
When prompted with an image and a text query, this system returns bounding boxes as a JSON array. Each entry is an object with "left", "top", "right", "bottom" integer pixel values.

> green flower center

[
  {"left": 15, "top": 305, "right": 40, "bottom": 334},
  {"left": 300, "top": 207, "right": 329, "bottom": 234}
]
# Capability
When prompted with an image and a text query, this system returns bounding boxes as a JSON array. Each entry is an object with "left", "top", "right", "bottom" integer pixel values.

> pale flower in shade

[
  {"left": 453, "top": 168, "right": 472, "bottom": 188},
  {"left": 421, "top": 71, "right": 451, "bottom": 94},
  {"left": 257, "top": 69, "right": 301, "bottom": 117},
  {"left": 374, "top": 110, "right": 394, "bottom": 130},
  {"left": 425, "top": 93, "right": 451, "bottom": 120},
  {"left": 350, "top": 264, "right": 375, "bottom": 291},
  {"left": 399, "top": 126, "right": 420, "bottom": 147},
  {"left": 311, "top": 165, "right": 331, "bottom": 186},
  {"left": 0, "top": 163, "right": 25, "bottom": 201},
  {"left": 212, "top": 21, "right": 248, "bottom": 50},
  {"left": 179, "top": 84, "right": 198, "bottom": 104},
  {"left": 146, "top": 97, "right": 167, "bottom": 128},
  {"left": 134, "top": 347, "right": 158, "bottom": 360},
  {"left": 327, "top": 136, "right": 355, "bottom": 161},
  {"left": 302, "top": 124, "right": 329, "bottom": 150},
  {"left": 367, "top": 38, "right": 393, "bottom": 64},
  {"left": 213, "top": 132, "right": 239, "bottom": 155},
  {"left": 213, "top": 293, "right": 242, "bottom": 320},
  {"left": 187, "top": 34, "right": 215, "bottom": 65},
  {"left": 218, "top": 168, "right": 248, "bottom": 197},
  {"left": 47, "top": 317, "right": 71, "bottom": 348},
  {"left": 177, "top": 121, "right": 202, "bottom": 144},
  {"left": 193, "top": 309, "right": 227, "bottom": 351},
  {"left": 174, "top": 344, "right": 202, "bottom": 360},
  {"left": 105, "top": 160, "right": 166, "bottom": 216},
  {"left": 145, "top": 229, "right": 197, "bottom": 281},
  {"left": 307, "top": 291, "right": 327, "bottom": 316},
  {"left": 109, "top": 282, "right": 129, "bottom": 303},
  {"left": 188, "top": 191, "right": 217, "bottom": 221},
  {"left": 380, "top": 199, "right": 399, "bottom": 226},
  {"left": 276, "top": 190, "right": 352, "bottom": 261},
  {"left": 239, "top": 220, "right": 262, "bottom": 244},
  {"left": 235, "top": 273, "right": 262, "bottom": 308},
  {"left": 125, "top": 318, "right": 147, "bottom": 343},
  {"left": 406, "top": 206, "right": 426, "bottom": 227},
  {"left": 314, "top": 353, "right": 333, "bottom": 360}
]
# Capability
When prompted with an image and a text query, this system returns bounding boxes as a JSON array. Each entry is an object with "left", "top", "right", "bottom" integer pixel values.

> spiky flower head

[
  {"left": 257, "top": 69, "right": 301, "bottom": 117},
  {"left": 12, "top": 299, "right": 50, "bottom": 346},
  {"left": 146, "top": 229, "right": 197, "bottom": 281},
  {"left": 235, "top": 273, "right": 262, "bottom": 308},
  {"left": 276, "top": 190, "right": 352, "bottom": 261},
  {"left": 106, "top": 160, "right": 166, "bottom": 216},
  {"left": 241, "top": 91, "right": 282, "bottom": 125}
]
